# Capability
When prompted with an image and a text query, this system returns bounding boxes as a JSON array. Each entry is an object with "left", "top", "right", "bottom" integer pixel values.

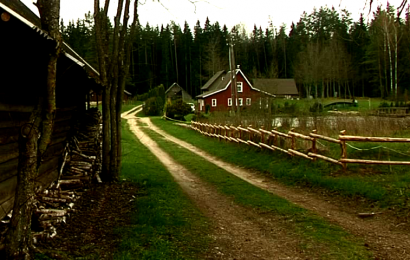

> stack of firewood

[
  {"left": 0, "top": 109, "right": 103, "bottom": 247},
  {"left": 64, "top": 108, "right": 103, "bottom": 183},
  {"left": 31, "top": 108, "right": 103, "bottom": 243},
  {"left": 32, "top": 181, "right": 77, "bottom": 242}
]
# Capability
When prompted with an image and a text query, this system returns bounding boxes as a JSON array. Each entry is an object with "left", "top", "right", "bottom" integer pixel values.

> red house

[{"left": 196, "top": 68, "right": 275, "bottom": 112}]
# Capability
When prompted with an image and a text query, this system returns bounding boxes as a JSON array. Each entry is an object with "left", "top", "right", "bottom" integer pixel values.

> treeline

[{"left": 61, "top": 4, "right": 410, "bottom": 100}]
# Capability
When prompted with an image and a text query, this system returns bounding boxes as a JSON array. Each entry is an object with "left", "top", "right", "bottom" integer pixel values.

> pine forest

[{"left": 61, "top": 4, "right": 410, "bottom": 100}]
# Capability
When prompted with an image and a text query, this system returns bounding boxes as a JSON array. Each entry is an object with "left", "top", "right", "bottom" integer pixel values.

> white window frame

[
  {"left": 238, "top": 98, "right": 243, "bottom": 106},
  {"left": 228, "top": 98, "right": 232, "bottom": 106},
  {"left": 237, "top": 82, "right": 243, "bottom": 93},
  {"left": 211, "top": 99, "right": 217, "bottom": 107},
  {"left": 246, "top": 98, "right": 251, "bottom": 106}
]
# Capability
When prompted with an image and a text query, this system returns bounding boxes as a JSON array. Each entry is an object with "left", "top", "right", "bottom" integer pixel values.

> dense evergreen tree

[{"left": 62, "top": 4, "right": 410, "bottom": 100}]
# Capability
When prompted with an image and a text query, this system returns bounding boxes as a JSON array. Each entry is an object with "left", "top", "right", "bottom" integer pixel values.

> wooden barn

[
  {"left": 0, "top": 1, "right": 102, "bottom": 220},
  {"left": 165, "top": 82, "right": 193, "bottom": 103},
  {"left": 253, "top": 79, "right": 299, "bottom": 99},
  {"left": 196, "top": 68, "right": 275, "bottom": 112}
]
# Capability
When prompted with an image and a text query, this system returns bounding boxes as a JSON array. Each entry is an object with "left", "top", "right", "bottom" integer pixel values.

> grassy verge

[
  {"left": 150, "top": 118, "right": 410, "bottom": 212},
  {"left": 122, "top": 101, "right": 143, "bottom": 113},
  {"left": 115, "top": 121, "right": 211, "bottom": 259},
  {"left": 142, "top": 125, "right": 372, "bottom": 259}
]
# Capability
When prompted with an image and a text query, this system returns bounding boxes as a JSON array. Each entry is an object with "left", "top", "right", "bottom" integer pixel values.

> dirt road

[
  {"left": 123, "top": 109, "right": 410, "bottom": 259},
  {"left": 123, "top": 110, "right": 312, "bottom": 259}
]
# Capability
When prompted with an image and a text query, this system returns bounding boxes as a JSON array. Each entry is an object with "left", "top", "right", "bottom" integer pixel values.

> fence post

[
  {"left": 249, "top": 125, "right": 253, "bottom": 142},
  {"left": 238, "top": 125, "right": 242, "bottom": 141},
  {"left": 261, "top": 126, "right": 265, "bottom": 144},
  {"left": 340, "top": 130, "right": 347, "bottom": 170},
  {"left": 311, "top": 129, "right": 317, "bottom": 161},
  {"left": 290, "top": 128, "right": 296, "bottom": 150},
  {"left": 273, "top": 127, "right": 278, "bottom": 146}
]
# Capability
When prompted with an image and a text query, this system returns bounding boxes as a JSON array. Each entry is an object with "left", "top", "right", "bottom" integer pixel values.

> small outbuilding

[{"left": 165, "top": 83, "right": 193, "bottom": 103}]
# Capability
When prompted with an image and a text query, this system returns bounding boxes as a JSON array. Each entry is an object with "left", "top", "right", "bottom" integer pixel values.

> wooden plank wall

[{"left": 0, "top": 105, "right": 76, "bottom": 220}]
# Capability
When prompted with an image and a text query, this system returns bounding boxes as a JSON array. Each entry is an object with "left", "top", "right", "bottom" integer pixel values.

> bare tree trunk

[
  {"left": 5, "top": 0, "right": 61, "bottom": 258},
  {"left": 174, "top": 36, "right": 179, "bottom": 83},
  {"left": 394, "top": 25, "right": 398, "bottom": 100},
  {"left": 116, "top": 0, "right": 139, "bottom": 176},
  {"left": 386, "top": 33, "right": 393, "bottom": 97},
  {"left": 94, "top": 0, "right": 110, "bottom": 181},
  {"left": 108, "top": 0, "right": 125, "bottom": 181},
  {"left": 5, "top": 101, "right": 43, "bottom": 258}
]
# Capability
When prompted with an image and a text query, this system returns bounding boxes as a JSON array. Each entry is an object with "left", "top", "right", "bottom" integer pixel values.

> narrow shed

[
  {"left": 0, "top": 1, "right": 102, "bottom": 220},
  {"left": 165, "top": 83, "right": 193, "bottom": 103}
]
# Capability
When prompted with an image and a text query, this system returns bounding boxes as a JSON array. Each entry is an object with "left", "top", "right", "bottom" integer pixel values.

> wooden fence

[{"left": 190, "top": 121, "right": 410, "bottom": 169}]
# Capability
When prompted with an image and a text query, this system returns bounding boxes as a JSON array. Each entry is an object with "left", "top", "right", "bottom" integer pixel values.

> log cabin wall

[{"left": 0, "top": 3, "right": 102, "bottom": 220}]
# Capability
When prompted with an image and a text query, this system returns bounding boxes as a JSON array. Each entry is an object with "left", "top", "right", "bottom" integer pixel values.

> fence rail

[{"left": 190, "top": 121, "right": 410, "bottom": 169}]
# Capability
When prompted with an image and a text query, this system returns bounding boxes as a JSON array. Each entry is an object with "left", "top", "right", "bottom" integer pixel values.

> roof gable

[
  {"left": 201, "top": 70, "right": 226, "bottom": 91},
  {"left": 197, "top": 69, "right": 275, "bottom": 98},
  {"left": 165, "top": 83, "right": 193, "bottom": 102}
]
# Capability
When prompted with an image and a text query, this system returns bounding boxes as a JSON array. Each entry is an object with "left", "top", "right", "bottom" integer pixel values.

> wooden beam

[
  {"left": 0, "top": 175, "right": 17, "bottom": 205},
  {"left": 0, "top": 142, "right": 19, "bottom": 164},
  {"left": 247, "top": 140, "right": 261, "bottom": 148},
  {"left": 271, "top": 129, "right": 290, "bottom": 138},
  {"left": 237, "top": 126, "right": 250, "bottom": 133},
  {"left": 0, "top": 158, "right": 18, "bottom": 183},
  {"left": 0, "top": 127, "right": 19, "bottom": 145},
  {"left": 259, "top": 142, "right": 275, "bottom": 151},
  {"left": 308, "top": 152, "right": 343, "bottom": 166},
  {"left": 339, "top": 158, "right": 410, "bottom": 165},
  {"left": 248, "top": 127, "right": 261, "bottom": 135},
  {"left": 339, "top": 135, "right": 410, "bottom": 143},
  {"left": 271, "top": 144, "right": 291, "bottom": 155},
  {"left": 310, "top": 132, "right": 341, "bottom": 144},
  {"left": 0, "top": 104, "right": 34, "bottom": 113},
  {"left": 289, "top": 131, "right": 314, "bottom": 141},
  {"left": 289, "top": 149, "right": 313, "bottom": 160}
]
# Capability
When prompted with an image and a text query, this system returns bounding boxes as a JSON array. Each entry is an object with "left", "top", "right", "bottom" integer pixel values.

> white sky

[{"left": 21, "top": 0, "right": 405, "bottom": 34}]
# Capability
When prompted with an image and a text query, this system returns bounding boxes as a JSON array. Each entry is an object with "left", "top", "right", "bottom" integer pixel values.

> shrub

[
  {"left": 143, "top": 96, "right": 164, "bottom": 116},
  {"left": 165, "top": 99, "right": 192, "bottom": 121},
  {"left": 205, "top": 104, "right": 211, "bottom": 114},
  {"left": 309, "top": 102, "right": 323, "bottom": 113}
]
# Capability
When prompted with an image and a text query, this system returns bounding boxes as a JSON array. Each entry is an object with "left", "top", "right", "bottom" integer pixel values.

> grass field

[
  {"left": 142, "top": 123, "right": 372, "bottom": 259},
  {"left": 114, "top": 121, "right": 211, "bottom": 259},
  {"left": 151, "top": 118, "right": 410, "bottom": 213}
]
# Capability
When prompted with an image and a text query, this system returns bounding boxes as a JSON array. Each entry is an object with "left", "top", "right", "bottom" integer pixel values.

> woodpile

[{"left": 0, "top": 108, "right": 103, "bottom": 247}]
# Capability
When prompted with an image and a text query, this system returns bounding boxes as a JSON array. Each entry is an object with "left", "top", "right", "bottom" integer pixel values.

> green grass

[
  {"left": 150, "top": 118, "right": 410, "bottom": 211},
  {"left": 122, "top": 101, "right": 143, "bottom": 113},
  {"left": 114, "top": 121, "right": 211, "bottom": 259},
  {"left": 142, "top": 126, "right": 372, "bottom": 259}
]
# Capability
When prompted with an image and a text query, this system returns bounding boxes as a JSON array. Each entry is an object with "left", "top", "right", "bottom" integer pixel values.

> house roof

[
  {"left": 196, "top": 69, "right": 275, "bottom": 99},
  {"left": 0, "top": 0, "right": 101, "bottom": 84},
  {"left": 253, "top": 79, "right": 298, "bottom": 96},
  {"left": 165, "top": 82, "right": 181, "bottom": 94},
  {"left": 201, "top": 70, "right": 225, "bottom": 91},
  {"left": 166, "top": 83, "right": 193, "bottom": 102}
]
